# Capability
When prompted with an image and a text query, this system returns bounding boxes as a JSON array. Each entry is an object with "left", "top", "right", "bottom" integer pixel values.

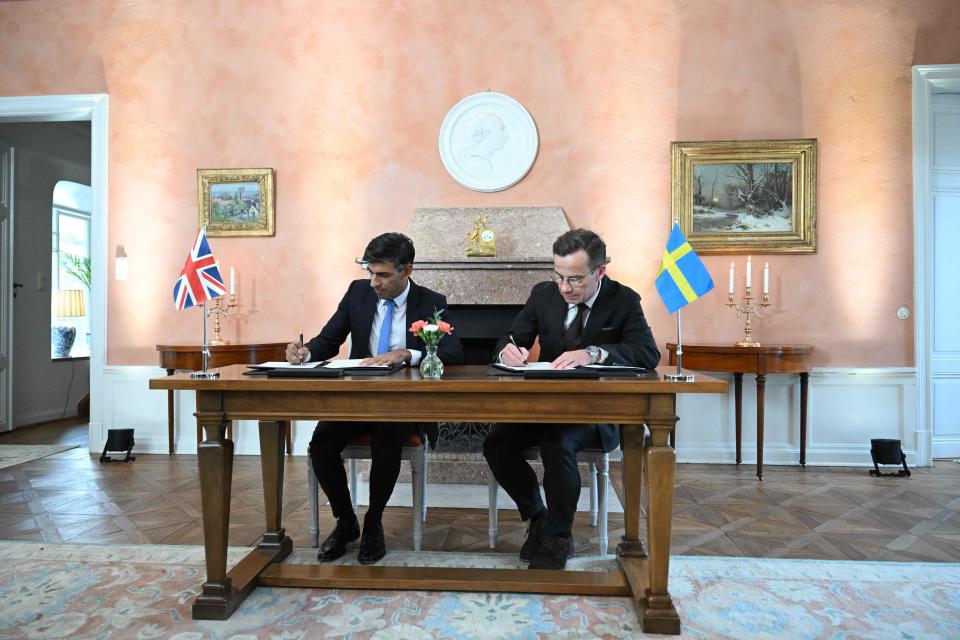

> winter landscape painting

[
  {"left": 672, "top": 139, "right": 817, "bottom": 254},
  {"left": 692, "top": 162, "right": 792, "bottom": 233}
]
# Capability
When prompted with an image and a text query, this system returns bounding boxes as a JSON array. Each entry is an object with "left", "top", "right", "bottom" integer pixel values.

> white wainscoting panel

[
  {"left": 675, "top": 368, "right": 919, "bottom": 467},
  {"left": 97, "top": 366, "right": 921, "bottom": 466}
]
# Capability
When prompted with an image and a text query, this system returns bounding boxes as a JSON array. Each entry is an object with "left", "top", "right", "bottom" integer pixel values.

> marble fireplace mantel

[{"left": 404, "top": 206, "right": 570, "bottom": 305}]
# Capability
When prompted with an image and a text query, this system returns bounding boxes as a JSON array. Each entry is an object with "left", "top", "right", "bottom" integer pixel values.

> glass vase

[{"left": 419, "top": 344, "right": 444, "bottom": 380}]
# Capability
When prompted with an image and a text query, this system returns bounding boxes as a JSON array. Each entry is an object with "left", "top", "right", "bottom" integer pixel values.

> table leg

[
  {"left": 285, "top": 421, "right": 293, "bottom": 455},
  {"left": 756, "top": 373, "right": 766, "bottom": 481},
  {"left": 192, "top": 412, "right": 236, "bottom": 619},
  {"left": 640, "top": 394, "right": 680, "bottom": 634},
  {"left": 617, "top": 423, "right": 646, "bottom": 558},
  {"left": 166, "top": 369, "right": 175, "bottom": 455},
  {"left": 259, "top": 421, "right": 293, "bottom": 555},
  {"left": 799, "top": 372, "right": 809, "bottom": 468},
  {"left": 734, "top": 373, "right": 743, "bottom": 464}
]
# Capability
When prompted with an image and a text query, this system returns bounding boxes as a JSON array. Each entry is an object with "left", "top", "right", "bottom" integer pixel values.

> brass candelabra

[
  {"left": 727, "top": 288, "right": 770, "bottom": 347},
  {"left": 206, "top": 293, "right": 237, "bottom": 345}
]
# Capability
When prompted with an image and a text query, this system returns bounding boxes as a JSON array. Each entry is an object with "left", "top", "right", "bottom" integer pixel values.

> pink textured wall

[{"left": 3, "top": 0, "right": 959, "bottom": 367}]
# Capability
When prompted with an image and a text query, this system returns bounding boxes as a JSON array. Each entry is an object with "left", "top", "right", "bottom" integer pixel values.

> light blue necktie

[{"left": 376, "top": 299, "right": 395, "bottom": 355}]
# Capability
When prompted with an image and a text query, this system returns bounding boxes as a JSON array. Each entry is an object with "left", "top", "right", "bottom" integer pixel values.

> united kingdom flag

[{"left": 173, "top": 227, "right": 226, "bottom": 311}]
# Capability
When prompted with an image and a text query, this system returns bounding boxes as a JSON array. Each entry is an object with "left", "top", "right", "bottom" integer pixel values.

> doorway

[
  {"left": 0, "top": 95, "right": 108, "bottom": 452},
  {"left": 913, "top": 66, "right": 960, "bottom": 461}
]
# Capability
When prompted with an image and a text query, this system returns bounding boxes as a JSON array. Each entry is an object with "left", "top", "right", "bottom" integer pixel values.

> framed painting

[
  {"left": 671, "top": 139, "right": 817, "bottom": 253},
  {"left": 198, "top": 168, "right": 275, "bottom": 237}
]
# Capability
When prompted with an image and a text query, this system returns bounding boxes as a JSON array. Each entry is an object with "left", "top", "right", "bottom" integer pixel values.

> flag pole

[
  {"left": 190, "top": 301, "right": 220, "bottom": 379},
  {"left": 664, "top": 307, "right": 695, "bottom": 382}
]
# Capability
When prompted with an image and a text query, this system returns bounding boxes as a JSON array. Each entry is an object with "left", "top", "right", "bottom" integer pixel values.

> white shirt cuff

[{"left": 408, "top": 349, "right": 422, "bottom": 366}]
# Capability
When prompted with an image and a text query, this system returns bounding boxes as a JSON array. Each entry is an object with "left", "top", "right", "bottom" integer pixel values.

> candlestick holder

[
  {"left": 206, "top": 294, "right": 238, "bottom": 345},
  {"left": 726, "top": 288, "right": 770, "bottom": 347}
]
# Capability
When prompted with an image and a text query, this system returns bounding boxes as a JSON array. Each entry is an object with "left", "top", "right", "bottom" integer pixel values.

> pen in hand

[
  {"left": 298, "top": 332, "right": 304, "bottom": 365},
  {"left": 508, "top": 334, "right": 527, "bottom": 365}
]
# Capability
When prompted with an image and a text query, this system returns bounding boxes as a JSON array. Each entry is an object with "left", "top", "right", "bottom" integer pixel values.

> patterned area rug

[
  {"left": 0, "top": 542, "right": 957, "bottom": 639},
  {"left": 0, "top": 444, "right": 77, "bottom": 470}
]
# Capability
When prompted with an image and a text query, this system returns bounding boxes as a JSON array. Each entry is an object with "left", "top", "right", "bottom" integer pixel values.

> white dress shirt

[{"left": 368, "top": 280, "right": 421, "bottom": 365}]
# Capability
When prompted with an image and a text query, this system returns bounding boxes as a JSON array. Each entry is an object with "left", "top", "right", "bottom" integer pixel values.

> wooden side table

[
  {"left": 157, "top": 343, "right": 289, "bottom": 455},
  {"left": 666, "top": 343, "right": 814, "bottom": 480}
]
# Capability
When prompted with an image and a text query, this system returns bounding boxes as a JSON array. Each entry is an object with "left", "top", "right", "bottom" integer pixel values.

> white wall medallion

[{"left": 439, "top": 92, "right": 539, "bottom": 192}]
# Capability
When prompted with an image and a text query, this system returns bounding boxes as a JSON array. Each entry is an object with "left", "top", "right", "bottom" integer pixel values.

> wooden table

[
  {"left": 157, "top": 343, "right": 289, "bottom": 455},
  {"left": 149, "top": 364, "right": 725, "bottom": 635},
  {"left": 666, "top": 343, "right": 814, "bottom": 480}
]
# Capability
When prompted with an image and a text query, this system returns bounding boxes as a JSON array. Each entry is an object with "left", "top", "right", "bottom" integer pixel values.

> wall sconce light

[{"left": 115, "top": 245, "right": 128, "bottom": 281}]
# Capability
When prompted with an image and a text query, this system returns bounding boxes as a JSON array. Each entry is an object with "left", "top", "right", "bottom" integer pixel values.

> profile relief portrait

[{"left": 466, "top": 112, "right": 509, "bottom": 171}]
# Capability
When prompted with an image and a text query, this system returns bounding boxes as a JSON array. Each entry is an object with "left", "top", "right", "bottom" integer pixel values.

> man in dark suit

[
  {"left": 484, "top": 228, "right": 659, "bottom": 570},
  {"left": 286, "top": 232, "right": 464, "bottom": 564}
]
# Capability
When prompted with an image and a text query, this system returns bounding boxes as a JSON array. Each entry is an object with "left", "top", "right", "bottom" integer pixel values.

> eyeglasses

[{"left": 551, "top": 266, "right": 599, "bottom": 287}]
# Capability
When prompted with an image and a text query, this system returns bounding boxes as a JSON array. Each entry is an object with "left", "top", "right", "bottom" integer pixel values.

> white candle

[
  {"left": 746, "top": 256, "right": 752, "bottom": 289},
  {"left": 763, "top": 262, "right": 769, "bottom": 295},
  {"left": 728, "top": 262, "right": 735, "bottom": 294},
  {"left": 230, "top": 267, "right": 235, "bottom": 295}
]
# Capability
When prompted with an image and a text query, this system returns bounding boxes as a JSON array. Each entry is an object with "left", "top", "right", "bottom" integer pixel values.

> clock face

[{"left": 480, "top": 229, "right": 495, "bottom": 242}]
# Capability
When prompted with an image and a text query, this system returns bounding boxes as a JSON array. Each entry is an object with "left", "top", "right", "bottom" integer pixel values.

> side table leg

[
  {"left": 756, "top": 373, "right": 766, "bottom": 481},
  {"left": 799, "top": 372, "right": 809, "bottom": 468},
  {"left": 734, "top": 373, "right": 743, "bottom": 464},
  {"left": 166, "top": 368, "right": 175, "bottom": 455}
]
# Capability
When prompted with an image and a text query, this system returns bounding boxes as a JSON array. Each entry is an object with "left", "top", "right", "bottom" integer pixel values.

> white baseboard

[
  {"left": 96, "top": 366, "right": 922, "bottom": 466},
  {"left": 675, "top": 367, "right": 920, "bottom": 466}
]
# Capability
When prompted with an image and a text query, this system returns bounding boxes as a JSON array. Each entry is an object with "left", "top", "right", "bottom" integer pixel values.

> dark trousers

[
  {"left": 308, "top": 421, "right": 419, "bottom": 525},
  {"left": 483, "top": 422, "right": 600, "bottom": 537}
]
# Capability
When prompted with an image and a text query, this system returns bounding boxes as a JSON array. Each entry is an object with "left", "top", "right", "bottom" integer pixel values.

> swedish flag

[{"left": 655, "top": 223, "right": 715, "bottom": 314}]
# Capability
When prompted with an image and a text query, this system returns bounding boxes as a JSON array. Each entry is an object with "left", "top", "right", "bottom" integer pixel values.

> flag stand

[
  {"left": 664, "top": 308, "right": 695, "bottom": 382},
  {"left": 190, "top": 301, "right": 220, "bottom": 379}
]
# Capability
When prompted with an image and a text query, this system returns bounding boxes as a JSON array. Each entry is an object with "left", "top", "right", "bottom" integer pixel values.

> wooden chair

[
  {"left": 487, "top": 447, "right": 612, "bottom": 555},
  {"left": 308, "top": 432, "right": 428, "bottom": 552}
]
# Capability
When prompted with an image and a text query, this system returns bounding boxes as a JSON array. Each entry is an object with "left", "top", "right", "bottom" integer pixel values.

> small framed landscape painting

[
  {"left": 671, "top": 139, "right": 817, "bottom": 253},
  {"left": 198, "top": 168, "right": 275, "bottom": 237}
]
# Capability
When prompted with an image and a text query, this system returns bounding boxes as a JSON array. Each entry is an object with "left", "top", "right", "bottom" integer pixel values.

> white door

[
  {"left": 0, "top": 143, "right": 13, "bottom": 432},
  {"left": 929, "top": 93, "right": 960, "bottom": 459}
]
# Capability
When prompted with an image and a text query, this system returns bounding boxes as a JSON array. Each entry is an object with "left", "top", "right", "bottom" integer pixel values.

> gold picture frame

[
  {"left": 671, "top": 139, "right": 817, "bottom": 254},
  {"left": 198, "top": 168, "right": 275, "bottom": 237}
]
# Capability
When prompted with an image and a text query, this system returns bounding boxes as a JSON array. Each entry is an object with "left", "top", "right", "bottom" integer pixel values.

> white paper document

[
  {"left": 253, "top": 361, "right": 323, "bottom": 369},
  {"left": 323, "top": 359, "right": 393, "bottom": 369},
  {"left": 492, "top": 362, "right": 555, "bottom": 372}
]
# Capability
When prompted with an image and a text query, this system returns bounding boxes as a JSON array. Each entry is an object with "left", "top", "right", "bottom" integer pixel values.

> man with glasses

[
  {"left": 484, "top": 228, "right": 659, "bottom": 569},
  {"left": 286, "top": 232, "right": 464, "bottom": 564}
]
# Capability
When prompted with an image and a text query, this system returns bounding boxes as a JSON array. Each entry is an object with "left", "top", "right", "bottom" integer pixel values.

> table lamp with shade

[{"left": 52, "top": 289, "right": 85, "bottom": 358}]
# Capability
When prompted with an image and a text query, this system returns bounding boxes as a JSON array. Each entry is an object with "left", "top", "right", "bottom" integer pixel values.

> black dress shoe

[
  {"left": 519, "top": 510, "right": 547, "bottom": 562},
  {"left": 528, "top": 534, "right": 574, "bottom": 570},
  {"left": 317, "top": 515, "right": 360, "bottom": 562},
  {"left": 357, "top": 520, "right": 386, "bottom": 564}
]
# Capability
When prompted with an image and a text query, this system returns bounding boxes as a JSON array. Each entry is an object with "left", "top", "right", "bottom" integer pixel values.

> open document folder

[{"left": 490, "top": 361, "right": 647, "bottom": 378}]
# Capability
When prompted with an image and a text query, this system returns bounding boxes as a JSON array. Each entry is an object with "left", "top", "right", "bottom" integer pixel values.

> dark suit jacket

[
  {"left": 495, "top": 276, "right": 660, "bottom": 452},
  {"left": 306, "top": 278, "right": 465, "bottom": 365}
]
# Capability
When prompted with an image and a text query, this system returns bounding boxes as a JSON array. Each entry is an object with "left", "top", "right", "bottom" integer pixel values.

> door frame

[
  {"left": 0, "top": 94, "right": 108, "bottom": 447},
  {"left": 0, "top": 144, "right": 12, "bottom": 431},
  {"left": 913, "top": 65, "right": 960, "bottom": 464}
]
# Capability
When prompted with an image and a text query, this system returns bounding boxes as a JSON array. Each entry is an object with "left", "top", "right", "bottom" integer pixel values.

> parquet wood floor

[{"left": 2, "top": 421, "right": 958, "bottom": 561}]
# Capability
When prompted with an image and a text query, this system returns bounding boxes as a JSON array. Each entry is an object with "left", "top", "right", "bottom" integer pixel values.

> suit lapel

[
  {"left": 582, "top": 278, "right": 615, "bottom": 346},
  {"left": 544, "top": 286, "right": 568, "bottom": 355},
  {"left": 404, "top": 280, "right": 422, "bottom": 349},
  {"left": 355, "top": 286, "right": 378, "bottom": 355}
]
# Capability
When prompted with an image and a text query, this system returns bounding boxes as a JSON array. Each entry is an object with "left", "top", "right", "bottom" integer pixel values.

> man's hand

[
  {"left": 285, "top": 342, "right": 309, "bottom": 364},
  {"left": 360, "top": 349, "right": 411, "bottom": 366},
  {"left": 550, "top": 349, "right": 591, "bottom": 369},
  {"left": 500, "top": 343, "right": 530, "bottom": 366}
]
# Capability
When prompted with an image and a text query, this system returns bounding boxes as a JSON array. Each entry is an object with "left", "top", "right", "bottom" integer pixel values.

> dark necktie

[{"left": 562, "top": 303, "right": 588, "bottom": 352}]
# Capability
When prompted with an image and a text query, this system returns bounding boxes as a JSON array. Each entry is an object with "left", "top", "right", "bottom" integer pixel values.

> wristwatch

[{"left": 585, "top": 345, "right": 602, "bottom": 364}]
